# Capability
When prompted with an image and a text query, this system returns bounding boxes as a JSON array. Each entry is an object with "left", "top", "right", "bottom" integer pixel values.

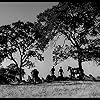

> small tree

[
  {"left": 0, "top": 20, "right": 44, "bottom": 82},
  {"left": 6, "top": 63, "right": 25, "bottom": 78}
]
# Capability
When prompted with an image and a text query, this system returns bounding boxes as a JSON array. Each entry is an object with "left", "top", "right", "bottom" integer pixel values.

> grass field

[{"left": 0, "top": 81, "right": 100, "bottom": 98}]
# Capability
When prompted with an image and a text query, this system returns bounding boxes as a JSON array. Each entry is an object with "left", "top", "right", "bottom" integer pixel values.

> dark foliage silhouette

[
  {"left": 37, "top": 1, "right": 100, "bottom": 80},
  {"left": 0, "top": 1, "right": 100, "bottom": 85},
  {"left": 0, "top": 64, "right": 24, "bottom": 84},
  {"left": 45, "top": 74, "right": 56, "bottom": 83},
  {"left": 31, "top": 69, "right": 42, "bottom": 84},
  {"left": 0, "top": 20, "right": 44, "bottom": 83}
]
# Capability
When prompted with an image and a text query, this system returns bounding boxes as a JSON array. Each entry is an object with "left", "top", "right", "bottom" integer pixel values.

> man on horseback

[
  {"left": 67, "top": 66, "right": 75, "bottom": 79},
  {"left": 67, "top": 66, "right": 84, "bottom": 80}
]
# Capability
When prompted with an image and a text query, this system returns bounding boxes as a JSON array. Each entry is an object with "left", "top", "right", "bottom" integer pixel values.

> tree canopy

[
  {"left": 0, "top": 20, "right": 44, "bottom": 81},
  {"left": 36, "top": 1, "right": 100, "bottom": 79},
  {"left": 0, "top": 1, "right": 100, "bottom": 82}
]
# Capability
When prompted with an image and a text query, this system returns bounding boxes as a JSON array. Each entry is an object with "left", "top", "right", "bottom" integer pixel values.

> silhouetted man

[
  {"left": 31, "top": 69, "right": 39, "bottom": 85},
  {"left": 58, "top": 67, "right": 64, "bottom": 78},
  {"left": 50, "top": 66, "right": 55, "bottom": 76}
]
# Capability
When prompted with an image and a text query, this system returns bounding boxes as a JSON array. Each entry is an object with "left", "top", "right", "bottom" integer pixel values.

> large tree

[
  {"left": 36, "top": 1, "right": 100, "bottom": 79},
  {"left": 0, "top": 20, "right": 44, "bottom": 82}
]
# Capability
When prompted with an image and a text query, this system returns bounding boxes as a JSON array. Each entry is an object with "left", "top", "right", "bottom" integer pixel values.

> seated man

[{"left": 31, "top": 69, "right": 39, "bottom": 85}]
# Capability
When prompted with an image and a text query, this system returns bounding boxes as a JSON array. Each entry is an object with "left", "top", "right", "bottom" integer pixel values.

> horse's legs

[
  {"left": 71, "top": 72, "right": 73, "bottom": 79},
  {"left": 73, "top": 73, "right": 75, "bottom": 80}
]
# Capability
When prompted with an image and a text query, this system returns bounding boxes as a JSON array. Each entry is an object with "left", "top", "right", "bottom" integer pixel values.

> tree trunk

[
  {"left": 78, "top": 58, "right": 82, "bottom": 70},
  {"left": 19, "top": 68, "right": 22, "bottom": 82},
  {"left": 19, "top": 59, "right": 22, "bottom": 83},
  {"left": 78, "top": 52, "right": 84, "bottom": 80}
]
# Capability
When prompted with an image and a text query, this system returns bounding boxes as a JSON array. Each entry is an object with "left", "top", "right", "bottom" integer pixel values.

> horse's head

[{"left": 67, "top": 66, "right": 71, "bottom": 71}]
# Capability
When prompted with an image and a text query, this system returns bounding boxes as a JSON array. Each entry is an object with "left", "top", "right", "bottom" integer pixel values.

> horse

[{"left": 67, "top": 66, "right": 84, "bottom": 80}]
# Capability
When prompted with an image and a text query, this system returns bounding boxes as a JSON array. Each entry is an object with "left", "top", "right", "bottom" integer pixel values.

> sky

[
  {"left": 0, "top": 2, "right": 58, "bottom": 26},
  {"left": 1, "top": 2, "right": 100, "bottom": 81}
]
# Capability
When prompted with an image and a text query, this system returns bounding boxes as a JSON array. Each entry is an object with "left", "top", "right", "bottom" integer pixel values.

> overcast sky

[
  {"left": 0, "top": 2, "right": 58, "bottom": 26},
  {"left": 1, "top": 2, "right": 100, "bottom": 80}
]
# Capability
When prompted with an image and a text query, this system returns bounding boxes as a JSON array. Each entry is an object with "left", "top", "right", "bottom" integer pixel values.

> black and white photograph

[{"left": 0, "top": 1, "right": 100, "bottom": 98}]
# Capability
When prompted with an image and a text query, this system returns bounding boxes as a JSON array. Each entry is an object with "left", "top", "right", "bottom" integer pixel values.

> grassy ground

[{"left": 0, "top": 81, "right": 100, "bottom": 98}]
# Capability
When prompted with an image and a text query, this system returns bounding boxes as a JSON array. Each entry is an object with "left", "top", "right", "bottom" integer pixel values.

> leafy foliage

[
  {"left": 0, "top": 63, "right": 25, "bottom": 84},
  {"left": 37, "top": 1, "right": 100, "bottom": 66},
  {"left": 0, "top": 20, "right": 45, "bottom": 81},
  {"left": 6, "top": 63, "right": 25, "bottom": 77}
]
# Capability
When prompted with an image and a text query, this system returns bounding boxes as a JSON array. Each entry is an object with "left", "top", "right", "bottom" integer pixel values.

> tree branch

[
  {"left": 70, "top": 32, "right": 80, "bottom": 48},
  {"left": 22, "top": 60, "right": 29, "bottom": 67},
  {"left": 8, "top": 54, "right": 18, "bottom": 68},
  {"left": 51, "top": 33, "right": 62, "bottom": 47},
  {"left": 22, "top": 55, "right": 29, "bottom": 64},
  {"left": 62, "top": 37, "right": 68, "bottom": 48},
  {"left": 22, "top": 54, "right": 27, "bottom": 62},
  {"left": 22, "top": 41, "right": 38, "bottom": 63},
  {"left": 63, "top": 30, "right": 77, "bottom": 47}
]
